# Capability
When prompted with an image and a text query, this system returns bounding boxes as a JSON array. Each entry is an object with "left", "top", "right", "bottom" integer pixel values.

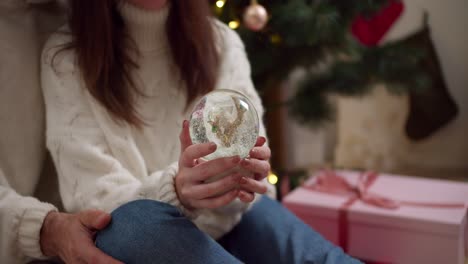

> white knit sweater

[{"left": 42, "top": 2, "right": 275, "bottom": 239}]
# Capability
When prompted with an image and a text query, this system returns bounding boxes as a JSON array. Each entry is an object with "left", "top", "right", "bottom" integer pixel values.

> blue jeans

[{"left": 96, "top": 196, "right": 360, "bottom": 264}]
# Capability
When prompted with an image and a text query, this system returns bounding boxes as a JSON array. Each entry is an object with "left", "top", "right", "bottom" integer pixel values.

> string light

[
  {"left": 270, "top": 34, "right": 281, "bottom": 44},
  {"left": 228, "top": 20, "right": 240, "bottom": 29},
  {"left": 216, "top": 0, "right": 225, "bottom": 8},
  {"left": 267, "top": 172, "right": 278, "bottom": 185}
]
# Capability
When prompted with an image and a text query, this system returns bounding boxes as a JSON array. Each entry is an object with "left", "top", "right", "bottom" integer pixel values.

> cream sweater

[
  {"left": 0, "top": 1, "right": 64, "bottom": 263},
  {"left": 42, "top": 2, "right": 275, "bottom": 239}
]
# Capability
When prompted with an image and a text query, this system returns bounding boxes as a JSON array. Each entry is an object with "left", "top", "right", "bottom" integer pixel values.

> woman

[{"left": 42, "top": 0, "right": 359, "bottom": 263}]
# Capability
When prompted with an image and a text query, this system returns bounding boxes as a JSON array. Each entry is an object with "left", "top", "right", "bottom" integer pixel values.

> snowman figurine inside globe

[{"left": 189, "top": 89, "right": 259, "bottom": 161}]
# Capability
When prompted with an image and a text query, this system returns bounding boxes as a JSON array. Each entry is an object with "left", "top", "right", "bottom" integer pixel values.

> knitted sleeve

[
  {"left": 41, "top": 33, "right": 194, "bottom": 217},
  {"left": 0, "top": 169, "right": 57, "bottom": 263}
]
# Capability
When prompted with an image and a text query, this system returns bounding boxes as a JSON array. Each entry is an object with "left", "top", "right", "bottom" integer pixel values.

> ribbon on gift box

[{"left": 302, "top": 170, "right": 467, "bottom": 252}]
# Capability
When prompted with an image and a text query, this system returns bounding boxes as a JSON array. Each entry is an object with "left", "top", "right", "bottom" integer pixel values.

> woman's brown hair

[{"left": 62, "top": 0, "right": 219, "bottom": 127}]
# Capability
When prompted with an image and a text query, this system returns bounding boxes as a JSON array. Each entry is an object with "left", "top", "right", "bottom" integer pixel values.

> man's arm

[
  {"left": 0, "top": 168, "right": 57, "bottom": 263},
  {"left": 0, "top": 169, "right": 122, "bottom": 263}
]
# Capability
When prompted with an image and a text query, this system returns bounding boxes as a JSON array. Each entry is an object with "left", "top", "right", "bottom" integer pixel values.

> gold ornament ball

[{"left": 243, "top": 4, "right": 268, "bottom": 31}]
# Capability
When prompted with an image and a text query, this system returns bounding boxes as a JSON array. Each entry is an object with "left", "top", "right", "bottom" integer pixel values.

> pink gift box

[{"left": 283, "top": 170, "right": 468, "bottom": 264}]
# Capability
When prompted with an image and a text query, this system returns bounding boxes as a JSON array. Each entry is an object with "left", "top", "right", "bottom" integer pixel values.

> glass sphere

[{"left": 189, "top": 89, "right": 259, "bottom": 160}]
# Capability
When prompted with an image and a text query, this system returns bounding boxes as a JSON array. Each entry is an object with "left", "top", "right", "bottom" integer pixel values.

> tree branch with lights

[{"left": 212, "top": 0, "right": 433, "bottom": 126}]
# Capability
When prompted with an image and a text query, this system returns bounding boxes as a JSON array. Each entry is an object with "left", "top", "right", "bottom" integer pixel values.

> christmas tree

[
  {"left": 211, "top": 0, "right": 447, "bottom": 193},
  {"left": 211, "top": 0, "right": 430, "bottom": 126}
]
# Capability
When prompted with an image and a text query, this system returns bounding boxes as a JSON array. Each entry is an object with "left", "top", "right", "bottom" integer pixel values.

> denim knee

[
  {"left": 96, "top": 199, "right": 241, "bottom": 264},
  {"left": 95, "top": 199, "right": 191, "bottom": 262}
]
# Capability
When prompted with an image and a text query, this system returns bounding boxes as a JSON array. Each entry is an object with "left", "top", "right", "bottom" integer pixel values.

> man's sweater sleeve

[{"left": 0, "top": 169, "right": 57, "bottom": 263}]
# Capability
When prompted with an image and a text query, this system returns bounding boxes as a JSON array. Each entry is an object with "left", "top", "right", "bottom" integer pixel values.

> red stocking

[{"left": 351, "top": 0, "right": 405, "bottom": 47}]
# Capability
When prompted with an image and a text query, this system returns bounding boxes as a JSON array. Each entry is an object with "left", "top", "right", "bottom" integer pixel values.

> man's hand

[{"left": 40, "top": 210, "right": 123, "bottom": 264}]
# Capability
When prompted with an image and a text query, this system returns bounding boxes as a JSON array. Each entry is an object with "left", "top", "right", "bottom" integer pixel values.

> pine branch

[{"left": 212, "top": 0, "right": 431, "bottom": 126}]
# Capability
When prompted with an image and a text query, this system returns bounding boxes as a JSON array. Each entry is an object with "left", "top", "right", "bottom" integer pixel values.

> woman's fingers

[
  {"left": 239, "top": 177, "right": 268, "bottom": 195},
  {"left": 238, "top": 190, "right": 255, "bottom": 203},
  {"left": 192, "top": 189, "right": 239, "bottom": 209},
  {"left": 179, "top": 120, "right": 192, "bottom": 152},
  {"left": 177, "top": 133, "right": 270, "bottom": 210},
  {"left": 240, "top": 158, "right": 270, "bottom": 179},
  {"left": 194, "top": 158, "right": 206, "bottom": 166},
  {"left": 249, "top": 145, "right": 271, "bottom": 161},
  {"left": 188, "top": 173, "right": 241, "bottom": 199},
  {"left": 191, "top": 156, "right": 240, "bottom": 182},
  {"left": 180, "top": 142, "right": 217, "bottom": 167},
  {"left": 254, "top": 136, "right": 267, "bottom": 147}
]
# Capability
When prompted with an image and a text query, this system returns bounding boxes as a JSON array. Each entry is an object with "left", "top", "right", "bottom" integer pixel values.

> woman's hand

[
  {"left": 176, "top": 120, "right": 243, "bottom": 210},
  {"left": 40, "top": 210, "right": 123, "bottom": 264},
  {"left": 237, "top": 136, "right": 271, "bottom": 203}
]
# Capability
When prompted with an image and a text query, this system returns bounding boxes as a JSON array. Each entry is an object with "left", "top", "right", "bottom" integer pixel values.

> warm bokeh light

[
  {"left": 228, "top": 20, "right": 240, "bottom": 29},
  {"left": 270, "top": 34, "right": 281, "bottom": 44},
  {"left": 216, "top": 0, "right": 225, "bottom": 8},
  {"left": 268, "top": 173, "right": 278, "bottom": 185}
]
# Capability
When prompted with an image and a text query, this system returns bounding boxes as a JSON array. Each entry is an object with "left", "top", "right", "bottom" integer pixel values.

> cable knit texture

[{"left": 42, "top": 2, "right": 275, "bottom": 239}]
